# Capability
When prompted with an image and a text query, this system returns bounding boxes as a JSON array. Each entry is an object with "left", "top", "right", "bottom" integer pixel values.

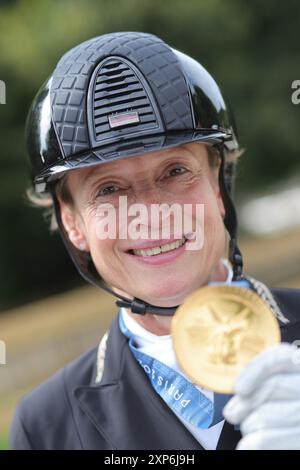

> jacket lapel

[{"left": 74, "top": 316, "right": 203, "bottom": 450}]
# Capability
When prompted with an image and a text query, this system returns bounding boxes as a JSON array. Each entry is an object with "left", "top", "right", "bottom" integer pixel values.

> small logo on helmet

[{"left": 108, "top": 111, "right": 140, "bottom": 129}]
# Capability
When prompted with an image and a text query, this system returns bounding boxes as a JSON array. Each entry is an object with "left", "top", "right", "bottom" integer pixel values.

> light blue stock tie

[{"left": 119, "top": 313, "right": 232, "bottom": 429}]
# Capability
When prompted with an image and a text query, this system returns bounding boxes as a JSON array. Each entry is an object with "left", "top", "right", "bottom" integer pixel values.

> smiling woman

[{"left": 12, "top": 32, "right": 245, "bottom": 450}]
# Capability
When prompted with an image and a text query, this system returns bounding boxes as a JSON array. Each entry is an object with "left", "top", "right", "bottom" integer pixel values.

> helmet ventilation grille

[{"left": 92, "top": 58, "right": 160, "bottom": 142}]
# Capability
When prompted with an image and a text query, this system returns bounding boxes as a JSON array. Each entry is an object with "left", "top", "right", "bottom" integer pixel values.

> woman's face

[{"left": 59, "top": 142, "right": 227, "bottom": 307}]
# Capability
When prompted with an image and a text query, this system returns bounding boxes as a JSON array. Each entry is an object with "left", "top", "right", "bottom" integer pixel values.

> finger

[
  {"left": 223, "top": 373, "right": 300, "bottom": 424},
  {"left": 235, "top": 343, "right": 300, "bottom": 397},
  {"left": 240, "top": 401, "right": 300, "bottom": 435},
  {"left": 236, "top": 427, "right": 300, "bottom": 450}
]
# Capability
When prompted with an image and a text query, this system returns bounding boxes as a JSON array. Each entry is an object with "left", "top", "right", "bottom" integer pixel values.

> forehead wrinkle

[{"left": 79, "top": 143, "right": 204, "bottom": 187}]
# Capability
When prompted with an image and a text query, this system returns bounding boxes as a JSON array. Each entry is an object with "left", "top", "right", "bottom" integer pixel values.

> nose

[
  {"left": 133, "top": 175, "right": 182, "bottom": 207},
  {"left": 131, "top": 179, "right": 165, "bottom": 206}
]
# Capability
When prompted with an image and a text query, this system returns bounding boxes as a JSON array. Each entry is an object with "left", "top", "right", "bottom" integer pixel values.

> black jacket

[{"left": 10, "top": 288, "right": 300, "bottom": 450}]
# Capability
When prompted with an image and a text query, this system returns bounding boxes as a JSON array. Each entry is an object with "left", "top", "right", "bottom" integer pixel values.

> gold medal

[{"left": 171, "top": 285, "right": 281, "bottom": 393}]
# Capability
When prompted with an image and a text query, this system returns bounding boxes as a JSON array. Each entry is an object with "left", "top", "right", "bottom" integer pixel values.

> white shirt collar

[{"left": 121, "top": 257, "right": 233, "bottom": 346}]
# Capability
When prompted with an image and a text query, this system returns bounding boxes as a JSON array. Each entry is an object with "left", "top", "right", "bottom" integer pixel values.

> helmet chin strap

[
  {"left": 50, "top": 146, "right": 243, "bottom": 316},
  {"left": 217, "top": 145, "right": 244, "bottom": 281}
]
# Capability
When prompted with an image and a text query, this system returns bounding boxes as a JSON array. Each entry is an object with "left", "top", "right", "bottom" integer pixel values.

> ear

[{"left": 59, "top": 199, "right": 89, "bottom": 252}]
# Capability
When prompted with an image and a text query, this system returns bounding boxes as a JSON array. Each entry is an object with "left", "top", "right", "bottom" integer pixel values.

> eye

[
  {"left": 166, "top": 165, "right": 188, "bottom": 177},
  {"left": 96, "top": 185, "right": 120, "bottom": 197}
]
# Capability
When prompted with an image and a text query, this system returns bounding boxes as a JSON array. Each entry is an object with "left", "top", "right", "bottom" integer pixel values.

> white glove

[{"left": 223, "top": 342, "right": 300, "bottom": 450}]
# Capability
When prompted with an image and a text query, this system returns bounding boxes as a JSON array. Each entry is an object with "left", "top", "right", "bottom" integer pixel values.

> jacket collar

[{"left": 74, "top": 315, "right": 208, "bottom": 449}]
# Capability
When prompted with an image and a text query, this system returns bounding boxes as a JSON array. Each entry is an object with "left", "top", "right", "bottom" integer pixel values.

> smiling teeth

[{"left": 132, "top": 237, "right": 186, "bottom": 256}]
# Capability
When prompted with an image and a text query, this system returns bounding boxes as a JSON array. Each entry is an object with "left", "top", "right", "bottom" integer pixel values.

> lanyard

[{"left": 119, "top": 312, "right": 233, "bottom": 429}]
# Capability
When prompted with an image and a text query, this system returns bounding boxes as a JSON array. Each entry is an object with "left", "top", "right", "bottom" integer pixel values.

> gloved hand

[{"left": 223, "top": 342, "right": 300, "bottom": 450}]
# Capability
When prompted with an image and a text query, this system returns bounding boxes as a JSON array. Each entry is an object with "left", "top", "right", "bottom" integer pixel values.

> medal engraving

[{"left": 172, "top": 285, "right": 281, "bottom": 393}]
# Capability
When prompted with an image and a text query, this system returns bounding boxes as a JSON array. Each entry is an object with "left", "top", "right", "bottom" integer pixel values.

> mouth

[
  {"left": 125, "top": 236, "right": 188, "bottom": 266},
  {"left": 128, "top": 236, "right": 187, "bottom": 257}
]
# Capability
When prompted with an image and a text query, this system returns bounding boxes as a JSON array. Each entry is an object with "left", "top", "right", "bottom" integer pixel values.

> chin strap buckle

[
  {"left": 116, "top": 297, "right": 147, "bottom": 315},
  {"left": 229, "top": 238, "right": 243, "bottom": 281}
]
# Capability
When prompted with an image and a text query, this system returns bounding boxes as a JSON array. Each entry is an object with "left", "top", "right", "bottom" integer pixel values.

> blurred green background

[{"left": 0, "top": 0, "right": 299, "bottom": 450}]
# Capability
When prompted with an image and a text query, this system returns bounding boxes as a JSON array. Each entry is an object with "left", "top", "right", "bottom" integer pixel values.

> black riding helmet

[{"left": 26, "top": 31, "right": 243, "bottom": 316}]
